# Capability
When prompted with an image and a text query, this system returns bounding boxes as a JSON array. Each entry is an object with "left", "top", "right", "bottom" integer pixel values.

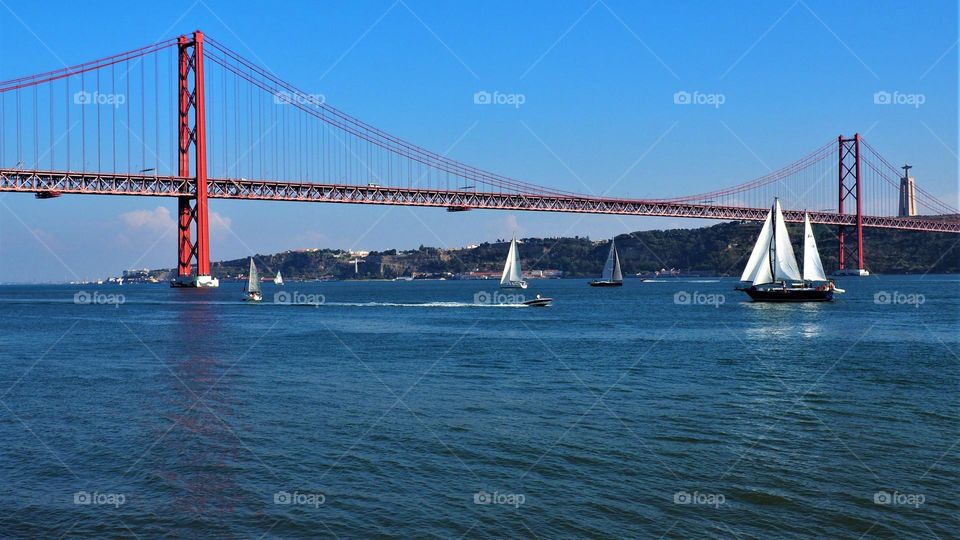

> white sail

[
  {"left": 247, "top": 258, "right": 261, "bottom": 293},
  {"left": 601, "top": 239, "right": 623, "bottom": 282},
  {"left": 500, "top": 238, "right": 524, "bottom": 286},
  {"left": 612, "top": 249, "right": 623, "bottom": 282},
  {"left": 802, "top": 213, "right": 827, "bottom": 282},
  {"left": 740, "top": 209, "right": 775, "bottom": 284},
  {"left": 274, "top": 270, "right": 284, "bottom": 286},
  {"left": 771, "top": 199, "right": 802, "bottom": 282}
]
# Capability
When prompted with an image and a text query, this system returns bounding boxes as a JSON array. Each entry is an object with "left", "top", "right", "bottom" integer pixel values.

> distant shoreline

[{"left": 3, "top": 273, "right": 960, "bottom": 286}]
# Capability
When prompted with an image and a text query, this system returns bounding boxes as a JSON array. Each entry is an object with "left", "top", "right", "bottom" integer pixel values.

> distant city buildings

[{"left": 453, "top": 269, "right": 563, "bottom": 280}]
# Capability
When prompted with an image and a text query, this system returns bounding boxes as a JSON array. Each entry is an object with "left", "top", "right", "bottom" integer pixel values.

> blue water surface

[{"left": 0, "top": 276, "right": 956, "bottom": 538}]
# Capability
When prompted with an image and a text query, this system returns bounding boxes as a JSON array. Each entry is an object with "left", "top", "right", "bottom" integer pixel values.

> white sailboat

[
  {"left": 274, "top": 270, "right": 284, "bottom": 286},
  {"left": 736, "top": 199, "right": 836, "bottom": 302},
  {"left": 500, "top": 237, "right": 527, "bottom": 289},
  {"left": 243, "top": 258, "right": 263, "bottom": 302},
  {"left": 590, "top": 238, "right": 624, "bottom": 287}
]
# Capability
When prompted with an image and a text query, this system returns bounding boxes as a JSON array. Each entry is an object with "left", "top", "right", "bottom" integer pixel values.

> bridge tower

[
  {"left": 172, "top": 31, "right": 217, "bottom": 288},
  {"left": 836, "top": 134, "right": 868, "bottom": 276}
]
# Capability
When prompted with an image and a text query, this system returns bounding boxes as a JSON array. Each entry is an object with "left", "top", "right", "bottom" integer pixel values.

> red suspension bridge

[{"left": 0, "top": 31, "right": 957, "bottom": 286}]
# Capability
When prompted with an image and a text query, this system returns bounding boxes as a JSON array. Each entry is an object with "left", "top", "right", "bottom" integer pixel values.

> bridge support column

[
  {"left": 837, "top": 134, "right": 868, "bottom": 276},
  {"left": 172, "top": 31, "right": 216, "bottom": 287}
]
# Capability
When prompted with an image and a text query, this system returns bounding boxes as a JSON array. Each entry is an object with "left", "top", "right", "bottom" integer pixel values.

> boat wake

[
  {"left": 641, "top": 279, "right": 721, "bottom": 283},
  {"left": 3, "top": 298, "right": 534, "bottom": 308},
  {"left": 320, "top": 301, "right": 527, "bottom": 308}
]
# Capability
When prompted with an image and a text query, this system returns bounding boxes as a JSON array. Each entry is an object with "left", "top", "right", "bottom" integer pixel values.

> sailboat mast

[{"left": 769, "top": 200, "right": 777, "bottom": 283}]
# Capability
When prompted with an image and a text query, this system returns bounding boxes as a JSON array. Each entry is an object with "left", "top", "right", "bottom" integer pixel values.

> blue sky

[{"left": 0, "top": 0, "right": 957, "bottom": 282}]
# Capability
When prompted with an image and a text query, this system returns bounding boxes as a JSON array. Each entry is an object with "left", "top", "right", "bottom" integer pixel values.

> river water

[{"left": 0, "top": 275, "right": 956, "bottom": 538}]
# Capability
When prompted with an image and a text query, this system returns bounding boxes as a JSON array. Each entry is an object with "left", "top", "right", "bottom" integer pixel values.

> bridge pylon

[
  {"left": 172, "top": 31, "right": 217, "bottom": 288},
  {"left": 836, "top": 134, "right": 868, "bottom": 276}
]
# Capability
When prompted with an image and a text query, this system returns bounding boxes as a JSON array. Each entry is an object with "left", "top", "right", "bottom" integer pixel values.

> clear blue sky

[{"left": 0, "top": 0, "right": 957, "bottom": 282}]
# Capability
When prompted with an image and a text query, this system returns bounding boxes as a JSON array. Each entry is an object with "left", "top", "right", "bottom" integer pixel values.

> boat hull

[
  {"left": 500, "top": 281, "right": 527, "bottom": 289},
  {"left": 522, "top": 298, "right": 552, "bottom": 307},
  {"left": 589, "top": 281, "right": 623, "bottom": 287},
  {"left": 738, "top": 286, "right": 833, "bottom": 302}
]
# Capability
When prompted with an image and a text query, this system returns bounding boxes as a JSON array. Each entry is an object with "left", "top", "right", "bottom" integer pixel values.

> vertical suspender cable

[
  {"left": 79, "top": 76, "right": 84, "bottom": 170},
  {"left": 96, "top": 68, "right": 101, "bottom": 171},
  {"left": 65, "top": 77, "right": 69, "bottom": 170},
  {"left": 49, "top": 82, "right": 54, "bottom": 169},
  {"left": 112, "top": 64, "right": 116, "bottom": 172},
  {"left": 33, "top": 85, "right": 38, "bottom": 168},
  {"left": 140, "top": 58, "right": 145, "bottom": 170},
  {"left": 126, "top": 59, "right": 130, "bottom": 172},
  {"left": 154, "top": 52, "right": 159, "bottom": 172}
]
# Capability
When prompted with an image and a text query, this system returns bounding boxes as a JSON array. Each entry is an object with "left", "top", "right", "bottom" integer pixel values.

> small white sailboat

[
  {"left": 243, "top": 258, "right": 263, "bottom": 302},
  {"left": 500, "top": 237, "right": 527, "bottom": 289},
  {"left": 590, "top": 238, "right": 624, "bottom": 287},
  {"left": 274, "top": 270, "right": 284, "bottom": 286},
  {"left": 736, "top": 199, "right": 837, "bottom": 302}
]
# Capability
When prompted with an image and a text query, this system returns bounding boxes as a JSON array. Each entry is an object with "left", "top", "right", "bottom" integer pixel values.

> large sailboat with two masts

[
  {"left": 736, "top": 199, "right": 837, "bottom": 302},
  {"left": 500, "top": 237, "right": 527, "bottom": 289}
]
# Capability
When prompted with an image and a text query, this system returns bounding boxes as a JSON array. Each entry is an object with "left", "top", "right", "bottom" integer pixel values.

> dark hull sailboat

[
  {"left": 737, "top": 285, "right": 832, "bottom": 302},
  {"left": 590, "top": 238, "right": 624, "bottom": 287},
  {"left": 589, "top": 280, "right": 623, "bottom": 287},
  {"left": 737, "top": 201, "right": 835, "bottom": 303}
]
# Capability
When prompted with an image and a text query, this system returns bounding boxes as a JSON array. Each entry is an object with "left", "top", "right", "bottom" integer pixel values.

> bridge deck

[{"left": 2, "top": 169, "right": 958, "bottom": 233}]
